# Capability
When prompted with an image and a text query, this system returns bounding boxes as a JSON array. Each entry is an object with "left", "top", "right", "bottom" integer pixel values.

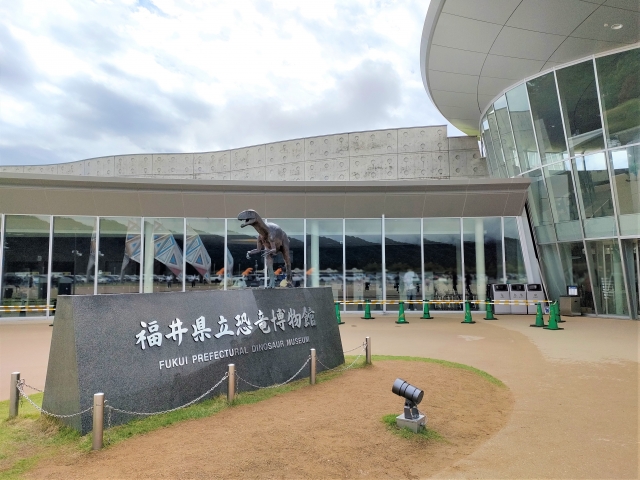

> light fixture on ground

[{"left": 392, "top": 378, "right": 426, "bottom": 433}]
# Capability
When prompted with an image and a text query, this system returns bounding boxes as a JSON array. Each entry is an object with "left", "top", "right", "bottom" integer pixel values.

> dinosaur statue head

[{"left": 237, "top": 209, "right": 261, "bottom": 228}]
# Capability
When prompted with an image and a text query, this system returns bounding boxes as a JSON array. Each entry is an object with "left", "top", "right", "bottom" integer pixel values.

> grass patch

[
  {"left": 0, "top": 353, "right": 501, "bottom": 477},
  {"left": 371, "top": 355, "right": 505, "bottom": 387},
  {"left": 381, "top": 414, "right": 445, "bottom": 442}
]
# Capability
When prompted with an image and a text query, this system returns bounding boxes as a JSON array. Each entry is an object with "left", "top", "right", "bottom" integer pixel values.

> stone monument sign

[{"left": 42, "top": 287, "right": 344, "bottom": 433}]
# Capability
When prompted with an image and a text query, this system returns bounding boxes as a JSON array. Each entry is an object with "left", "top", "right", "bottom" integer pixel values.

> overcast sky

[{"left": 0, "top": 0, "right": 461, "bottom": 166}]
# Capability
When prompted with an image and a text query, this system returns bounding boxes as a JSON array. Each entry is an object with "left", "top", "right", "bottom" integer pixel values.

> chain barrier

[
  {"left": 14, "top": 343, "right": 364, "bottom": 444},
  {"left": 19, "top": 381, "right": 44, "bottom": 393},
  {"left": 15, "top": 380, "right": 93, "bottom": 419},
  {"left": 343, "top": 341, "right": 366, "bottom": 353},
  {"left": 106, "top": 373, "right": 228, "bottom": 418},
  {"left": 236, "top": 356, "right": 311, "bottom": 389},
  {"left": 317, "top": 343, "right": 367, "bottom": 373}
]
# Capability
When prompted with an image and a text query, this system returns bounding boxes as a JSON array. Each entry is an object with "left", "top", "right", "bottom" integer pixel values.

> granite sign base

[{"left": 42, "top": 287, "right": 344, "bottom": 434}]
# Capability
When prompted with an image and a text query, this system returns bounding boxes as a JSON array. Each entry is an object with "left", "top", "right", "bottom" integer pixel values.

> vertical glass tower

[{"left": 480, "top": 47, "right": 640, "bottom": 317}]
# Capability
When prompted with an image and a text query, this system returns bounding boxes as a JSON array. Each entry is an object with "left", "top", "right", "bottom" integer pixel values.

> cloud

[
  {"left": 0, "top": 0, "right": 458, "bottom": 166},
  {"left": 0, "top": 24, "right": 37, "bottom": 91}
]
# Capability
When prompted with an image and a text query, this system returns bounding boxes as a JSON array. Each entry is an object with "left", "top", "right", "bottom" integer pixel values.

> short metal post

[
  {"left": 227, "top": 364, "right": 235, "bottom": 403},
  {"left": 92, "top": 393, "right": 104, "bottom": 450},
  {"left": 9, "top": 372, "right": 20, "bottom": 418},
  {"left": 365, "top": 337, "right": 371, "bottom": 365},
  {"left": 310, "top": 349, "right": 316, "bottom": 385}
]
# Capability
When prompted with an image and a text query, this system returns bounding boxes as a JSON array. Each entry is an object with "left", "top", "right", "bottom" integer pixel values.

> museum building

[{"left": 0, "top": 0, "right": 638, "bottom": 319}]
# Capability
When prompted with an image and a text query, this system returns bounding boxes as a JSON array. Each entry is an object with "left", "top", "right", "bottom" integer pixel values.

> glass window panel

[
  {"left": 586, "top": 240, "right": 628, "bottom": 316},
  {"left": 306, "top": 219, "right": 343, "bottom": 302},
  {"left": 534, "top": 224, "right": 557, "bottom": 244},
  {"left": 558, "top": 242, "right": 594, "bottom": 313},
  {"left": 611, "top": 145, "right": 640, "bottom": 234},
  {"left": 226, "top": 217, "right": 265, "bottom": 289},
  {"left": 504, "top": 218, "right": 527, "bottom": 283},
  {"left": 494, "top": 95, "right": 521, "bottom": 176},
  {"left": 424, "top": 218, "right": 462, "bottom": 311},
  {"left": 185, "top": 218, "right": 225, "bottom": 291},
  {"left": 487, "top": 107, "right": 508, "bottom": 177},
  {"left": 556, "top": 60, "right": 605, "bottom": 155},
  {"left": 524, "top": 169, "right": 554, "bottom": 229},
  {"left": 97, "top": 217, "right": 141, "bottom": 294},
  {"left": 620, "top": 239, "right": 638, "bottom": 319},
  {"left": 596, "top": 47, "right": 640, "bottom": 148},
  {"left": 345, "top": 219, "right": 381, "bottom": 311},
  {"left": 462, "top": 218, "right": 503, "bottom": 310},
  {"left": 51, "top": 216, "right": 97, "bottom": 303},
  {"left": 527, "top": 72, "right": 568, "bottom": 164},
  {"left": 506, "top": 83, "right": 540, "bottom": 171},
  {"left": 143, "top": 218, "right": 184, "bottom": 293},
  {"left": 482, "top": 116, "right": 502, "bottom": 178},
  {"left": 1, "top": 215, "right": 50, "bottom": 317},
  {"left": 539, "top": 244, "right": 565, "bottom": 301},
  {"left": 573, "top": 153, "right": 617, "bottom": 237},
  {"left": 266, "top": 219, "right": 304, "bottom": 288},
  {"left": 385, "top": 219, "right": 421, "bottom": 310},
  {"left": 543, "top": 161, "right": 582, "bottom": 241}
]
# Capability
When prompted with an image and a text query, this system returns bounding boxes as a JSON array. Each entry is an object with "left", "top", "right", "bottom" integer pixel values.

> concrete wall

[{"left": 0, "top": 126, "right": 486, "bottom": 181}]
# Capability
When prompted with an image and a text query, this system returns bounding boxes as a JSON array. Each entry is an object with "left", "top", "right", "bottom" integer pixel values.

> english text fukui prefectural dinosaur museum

[{"left": 1, "top": 2, "right": 639, "bottom": 319}]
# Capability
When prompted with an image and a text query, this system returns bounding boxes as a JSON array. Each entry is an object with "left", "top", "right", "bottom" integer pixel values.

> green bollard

[
  {"left": 544, "top": 302, "right": 563, "bottom": 330},
  {"left": 361, "top": 299, "right": 375, "bottom": 319},
  {"left": 335, "top": 302, "right": 344, "bottom": 325},
  {"left": 396, "top": 301, "right": 409, "bottom": 324},
  {"left": 420, "top": 301, "right": 433, "bottom": 319},
  {"left": 461, "top": 301, "right": 476, "bottom": 324},
  {"left": 530, "top": 302, "right": 546, "bottom": 327},
  {"left": 484, "top": 302, "right": 497, "bottom": 320}
]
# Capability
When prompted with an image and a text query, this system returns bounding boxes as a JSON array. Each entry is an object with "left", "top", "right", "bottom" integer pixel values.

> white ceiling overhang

[{"left": 420, "top": 0, "right": 640, "bottom": 136}]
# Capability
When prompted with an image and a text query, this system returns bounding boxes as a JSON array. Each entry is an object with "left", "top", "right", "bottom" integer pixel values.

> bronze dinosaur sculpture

[{"left": 237, "top": 209, "right": 292, "bottom": 288}]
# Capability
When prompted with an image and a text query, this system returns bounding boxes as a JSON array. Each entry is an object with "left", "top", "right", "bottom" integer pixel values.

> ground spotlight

[{"left": 392, "top": 378, "right": 426, "bottom": 432}]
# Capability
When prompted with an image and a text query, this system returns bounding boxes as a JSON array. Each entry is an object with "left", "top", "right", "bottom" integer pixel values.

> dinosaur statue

[{"left": 237, "top": 209, "right": 292, "bottom": 288}]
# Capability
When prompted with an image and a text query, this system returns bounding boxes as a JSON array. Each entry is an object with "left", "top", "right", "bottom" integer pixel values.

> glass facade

[
  {"left": 0, "top": 216, "right": 50, "bottom": 317},
  {"left": 424, "top": 218, "right": 463, "bottom": 310},
  {"left": 0, "top": 214, "right": 529, "bottom": 318},
  {"left": 50, "top": 216, "right": 97, "bottom": 302},
  {"left": 481, "top": 46, "right": 640, "bottom": 317},
  {"left": 345, "top": 219, "right": 382, "bottom": 311}
]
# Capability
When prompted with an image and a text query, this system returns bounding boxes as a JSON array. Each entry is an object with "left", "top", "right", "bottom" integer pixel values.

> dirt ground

[
  {"left": 26, "top": 360, "right": 512, "bottom": 479},
  {"left": 3, "top": 313, "right": 638, "bottom": 479}
]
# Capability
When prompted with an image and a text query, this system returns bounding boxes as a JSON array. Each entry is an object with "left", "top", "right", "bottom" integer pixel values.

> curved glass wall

[
  {"left": 0, "top": 214, "right": 530, "bottom": 318},
  {"left": 481, "top": 46, "right": 640, "bottom": 317}
]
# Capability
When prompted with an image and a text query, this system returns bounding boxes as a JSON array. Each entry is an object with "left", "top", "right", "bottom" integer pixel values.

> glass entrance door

[{"left": 621, "top": 239, "right": 639, "bottom": 319}]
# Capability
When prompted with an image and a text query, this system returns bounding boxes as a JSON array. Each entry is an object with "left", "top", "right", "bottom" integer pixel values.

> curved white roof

[{"left": 420, "top": 0, "right": 640, "bottom": 136}]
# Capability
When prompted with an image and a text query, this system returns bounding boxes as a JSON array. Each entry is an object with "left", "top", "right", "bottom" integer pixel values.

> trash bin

[
  {"left": 491, "top": 284, "right": 511, "bottom": 314},
  {"left": 526, "top": 284, "right": 544, "bottom": 314},
  {"left": 509, "top": 284, "right": 527, "bottom": 314},
  {"left": 58, "top": 277, "right": 72, "bottom": 296}
]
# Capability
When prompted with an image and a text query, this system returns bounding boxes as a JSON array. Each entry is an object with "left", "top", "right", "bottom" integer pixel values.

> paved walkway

[{"left": 1, "top": 312, "right": 638, "bottom": 478}]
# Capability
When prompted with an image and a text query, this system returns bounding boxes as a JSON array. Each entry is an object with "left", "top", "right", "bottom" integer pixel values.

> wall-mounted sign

[{"left": 42, "top": 288, "right": 344, "bottom": 433}]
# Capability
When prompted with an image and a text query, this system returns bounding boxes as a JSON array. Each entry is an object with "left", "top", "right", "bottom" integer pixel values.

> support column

[
  {"left": 310, "top": 221, "right": 319, "bottom": 288},
  {"left": 143, "top": 220, "right": 154, "bottom": 293},
  {"left": 613, "top": 244, "right": 625, "bottom": 315},
  {"left": 475, "top": 218, "right": 486, "bottom": 312}
]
